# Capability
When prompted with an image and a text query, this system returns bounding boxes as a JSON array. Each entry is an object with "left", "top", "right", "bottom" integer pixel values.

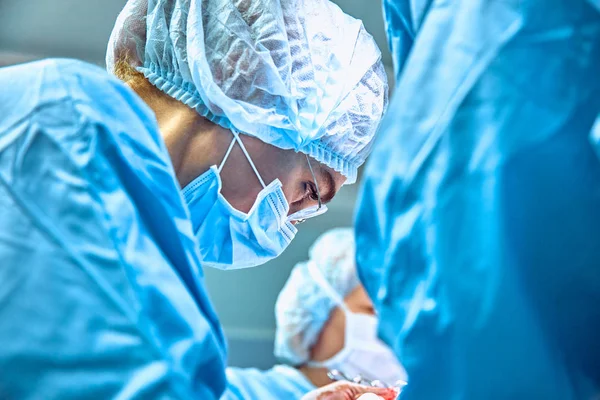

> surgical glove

[
  {"left": 357, "top": 394, "right": 384, "bottom": 400},
  {"left": 300, "top": 382, "right": 393, "bottom": 400}
]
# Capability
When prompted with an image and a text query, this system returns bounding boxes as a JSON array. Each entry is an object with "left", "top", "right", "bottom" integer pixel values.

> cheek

[
  {"left": 266, "top": 168, "right": 306, "bottom": 214},
  {"left": 218, "top": 137, "right": 306, "bottom": 213},
  {"left": 219, "top": 149, "right": 264, "bottom": 213},
  {"left": 281, "top": 179, "right": 305, "bottom": 213}
]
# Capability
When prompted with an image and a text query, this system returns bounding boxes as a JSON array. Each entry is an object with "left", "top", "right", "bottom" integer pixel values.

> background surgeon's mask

[
  {"left": 306, "top": 261, "right": 408, "bottom": 387},
  {"left": 182, "top": 131, "right": 297, "bottom": 270}
]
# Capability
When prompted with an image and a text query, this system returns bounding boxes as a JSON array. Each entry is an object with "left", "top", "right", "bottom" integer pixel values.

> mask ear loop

[
  {"left": 217, "top": 137, "right": 237, "bottom": 173},
  {"left": 219, "top": 129, "right": 267, "bottom": 189}
]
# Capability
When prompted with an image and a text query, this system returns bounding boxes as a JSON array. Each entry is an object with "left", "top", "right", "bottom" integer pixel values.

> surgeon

[
  {"left": 226, "top": 228, "right": 407, "bottom": 399},
  {"left": 0, "top": 0, "right": 390, "bottom": 398},
  {"left": 356, "top": 0, "right": 600, "bottom": 399}
]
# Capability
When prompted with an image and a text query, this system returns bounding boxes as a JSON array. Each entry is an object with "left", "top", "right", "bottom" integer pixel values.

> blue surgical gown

[
  {"left": 356, "top": 0, "right": 600, "bottom": 399},
  {"left": 224, "top": 365, "right": 315, "bottom": 399},
  {"left": 0, "top": 59, "right": 233, "bottom": 399}
]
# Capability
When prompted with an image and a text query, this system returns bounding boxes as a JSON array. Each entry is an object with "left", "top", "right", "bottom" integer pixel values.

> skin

[
  {"left": 300, "top": 285, "right": 376, "bottom": 388},
  {"left": 301, "top": 382, "right": 391, "bottom": 400},
  {"left": 129, "top": 78, "right": 346, "bottom": 215},
  {"left": 124, "top": 75, "right": 391, "bottom": 399}
]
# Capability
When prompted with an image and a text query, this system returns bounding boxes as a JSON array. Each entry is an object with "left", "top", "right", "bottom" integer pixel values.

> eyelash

[{"left": 305, "top": 182, "right": 318, "bottom": 201}]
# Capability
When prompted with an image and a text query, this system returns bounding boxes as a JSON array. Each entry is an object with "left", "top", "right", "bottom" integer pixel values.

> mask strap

[
  {"left": 219, "top": 129, "right": 267, "bottom": 189},
  {"left": 218, "top": 137, "right": 237, "bottom": 173},
  {"left": 307, "top": 261, "right": 351, "bottom": 314}
]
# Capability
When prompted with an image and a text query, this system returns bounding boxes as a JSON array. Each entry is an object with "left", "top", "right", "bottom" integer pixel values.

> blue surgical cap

[
  {"left": 106, "top": 0, "right": 389, "bottom": 184},
  {"left": 274, "top": 228, "right": 359, "bottom": 365}
]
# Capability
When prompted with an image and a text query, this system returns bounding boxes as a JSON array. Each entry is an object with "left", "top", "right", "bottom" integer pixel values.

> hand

[{"left": 300, "top": 381, "right": 398, "bottom": 400}]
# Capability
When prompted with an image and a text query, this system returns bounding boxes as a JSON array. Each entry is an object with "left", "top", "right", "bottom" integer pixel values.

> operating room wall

[
  {"left": 207, "top": 184, "right": 362, "bottom": 369},
  {"left": 0, "top": 0, "right": 393, "bottom": 370}
]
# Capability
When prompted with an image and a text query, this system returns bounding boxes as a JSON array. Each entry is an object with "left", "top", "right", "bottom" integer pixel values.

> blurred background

[{"left": 0, "top": 0, "right": 393, "bottom": 369}]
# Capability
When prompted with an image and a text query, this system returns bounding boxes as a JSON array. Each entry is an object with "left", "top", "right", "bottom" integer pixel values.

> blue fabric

[
  {"left": 106, "top": 0, "right": 389, "bottom": 184},
  {"left": 355, "top": 0, "right": 600, "bottom": 399},
  {"left": 0, "top": 59, "right": 227, "bottom": 399},
  {"left": 224, "top": 365, "right": 315, "bottom": 400},
  {"left": 381, "top": 0, "right": 418, "bottom": 83},
  {"left": 182, "top": 165, "right": 296, "bottom": 270}
]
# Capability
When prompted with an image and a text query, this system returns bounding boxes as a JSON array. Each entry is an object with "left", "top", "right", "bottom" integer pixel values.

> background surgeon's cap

[
  {"left": 274, "top": 228, "right": 359, "bottom": 365},
  {"left": 106, "top": 0, "right": 388, "bottom": 183}
]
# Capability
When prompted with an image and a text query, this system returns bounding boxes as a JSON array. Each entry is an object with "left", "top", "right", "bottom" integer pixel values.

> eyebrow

[{"left": 318, "top": 168, "right": 336, "bottom": 204}]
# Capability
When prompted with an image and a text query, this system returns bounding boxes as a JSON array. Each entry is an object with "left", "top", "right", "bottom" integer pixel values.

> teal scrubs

[
  {"left": 356, "top": 0, "right": 600, "bottom": 398},
  {"left": 0, "top": 59, "right": 227, "bottom": 399}
]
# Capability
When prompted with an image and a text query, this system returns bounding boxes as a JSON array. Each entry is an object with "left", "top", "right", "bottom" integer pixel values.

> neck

[
  {"left": 298, "top": 365, "right": 333, "bottom": 388},
  {"left": 130, "top": 80, "right": 229, "bottom": 188}
]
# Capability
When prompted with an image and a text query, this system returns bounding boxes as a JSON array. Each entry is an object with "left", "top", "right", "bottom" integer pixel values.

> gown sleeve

[
  {"left": 0, "top": 59, "right": 227, "bottom": 400},
  {"left": 355, "top": 1, "right": 600, "bottom": 399},
  {"left": 222, "top": 365, "right": 315, "bottom": 400}
]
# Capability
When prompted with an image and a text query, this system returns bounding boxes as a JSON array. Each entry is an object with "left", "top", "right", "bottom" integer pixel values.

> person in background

[
  {"left": 0, "top": 0, "right": 389, "bottom": 398},
  {"left": 226, "top": 228, "right": 407, "bottom": 399},
  {"left": 355, "top": 0, "right": 600, "bottom": 399}
]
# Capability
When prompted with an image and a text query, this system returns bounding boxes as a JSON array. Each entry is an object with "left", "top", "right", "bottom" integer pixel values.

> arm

[
  {"left": 222, "top": 366, "right": 314, "bottom": 400},
  {"left": 0, "top": 60, "right": 227, "bottom": 399}
]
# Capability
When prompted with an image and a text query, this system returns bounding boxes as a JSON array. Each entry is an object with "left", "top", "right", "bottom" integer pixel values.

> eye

[{"left": 304, "top": 182, "right": 319, "bottom": 202}]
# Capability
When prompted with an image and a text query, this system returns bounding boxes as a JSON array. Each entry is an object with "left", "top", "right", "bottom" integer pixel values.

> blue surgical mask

[{"left": 182, "top": 131, "right": 297, "bottom": 270}]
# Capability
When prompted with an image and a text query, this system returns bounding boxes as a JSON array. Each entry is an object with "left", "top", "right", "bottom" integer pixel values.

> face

[
  {"left": 310, "top": 285, "right": 375, "bottom": 362},
  {"left": 219, "top": 134, "right": 346, "bottom": 215},
  {"left": 147, "top": 84, "right": 346, "bottom": 218}
]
